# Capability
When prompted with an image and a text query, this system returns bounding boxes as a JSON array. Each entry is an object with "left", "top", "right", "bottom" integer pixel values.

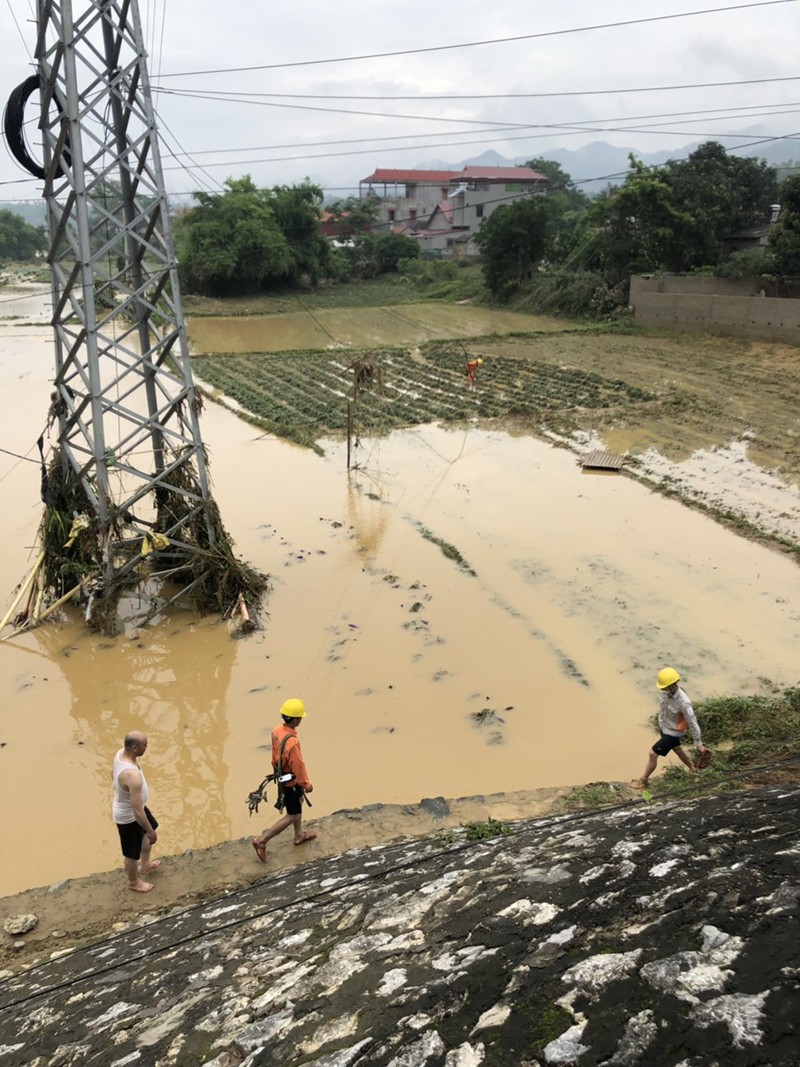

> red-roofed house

[{"left": 359, "top": 165, "right": 548, "bottom": 256}]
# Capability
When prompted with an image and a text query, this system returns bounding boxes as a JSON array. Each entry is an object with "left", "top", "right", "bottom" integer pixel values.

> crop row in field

[{"left": 192, "top": 344, "right": 656, "bottom": 448}]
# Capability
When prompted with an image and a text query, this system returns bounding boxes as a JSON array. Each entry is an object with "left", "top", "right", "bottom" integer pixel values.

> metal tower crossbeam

[{"left": 34, "top": 0, "right": 217, "bottom": 598}]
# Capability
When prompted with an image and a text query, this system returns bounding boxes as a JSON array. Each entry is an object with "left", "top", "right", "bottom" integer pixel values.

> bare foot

[
  {"left": 630, "top": 779, "right": 646, "bottom": 791},
  {"left": 140, "top": 860, "right": 161, "bottom": 875},
  {"left": 128, "top": 879, "right": 154, "bottom": 893}
]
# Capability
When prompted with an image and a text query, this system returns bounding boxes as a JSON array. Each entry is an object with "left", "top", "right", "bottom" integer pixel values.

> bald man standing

[{"left": 112, "top": 731, "right": 160, "bottom": 892}]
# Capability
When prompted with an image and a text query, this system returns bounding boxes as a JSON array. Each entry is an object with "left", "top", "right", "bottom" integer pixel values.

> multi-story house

[{"left": 359, "top": 165, "right": 549, "bottom": 256}]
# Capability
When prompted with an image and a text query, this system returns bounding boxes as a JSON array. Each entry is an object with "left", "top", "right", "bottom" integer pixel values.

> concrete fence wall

[{"left": 630, "top": 275, "right": 800, "bottom": 344}]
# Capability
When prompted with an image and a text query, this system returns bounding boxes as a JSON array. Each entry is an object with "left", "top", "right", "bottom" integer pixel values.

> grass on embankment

[{"left": 558, "top": 686, "right": 800, "bottom": 812}]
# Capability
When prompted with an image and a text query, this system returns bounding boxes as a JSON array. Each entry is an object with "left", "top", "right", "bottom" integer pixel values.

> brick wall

[{"left": 630, "top": 275, "right": 800, "bottom": 343}]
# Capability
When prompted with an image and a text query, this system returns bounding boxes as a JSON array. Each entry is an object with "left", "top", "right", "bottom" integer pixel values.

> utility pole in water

[{"left": 2, "top": 0, "right": 265, "bottom": 634}]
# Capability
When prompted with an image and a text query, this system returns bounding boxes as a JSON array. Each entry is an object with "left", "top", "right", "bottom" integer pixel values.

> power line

[
  {"left": 568, "top": 129, "right": 800, "bottom": 187},
  {"left": 4, "top": 118, "right": 793, "bottom": 191},
  {"left": 0, "top": 444, "right": 39, "bottom": 464},
  {"left": 5, "top": 43, "right": 796, "bottom": 189},
  {"left": 3, "top": 0, "right": 32, "bottom": 59},
  {"left": 153, "top": 1, "right": 799, "bottom": 78},
  {"left": 153, "top": 107, "right": 224, "bottom": 194},
  {"left": 157, "top": 88, "right": 522, "bottom": 130},
  {"left": 154, "top": 74, "right": 800, "bottom": 103},
  {"left": 148, "top": 99, "right": 800, "bottom": 161},
  {"left": 3, "top": 120, "right": 796, "bottom": 208},
  {"left": 156, "top": 124, "right": 800, "bottom": 175},
  {"left": 154, "top": 85, "right": 800, "bottom": 132}
]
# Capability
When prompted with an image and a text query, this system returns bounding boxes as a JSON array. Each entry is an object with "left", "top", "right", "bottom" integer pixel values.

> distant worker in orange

[
  {"left": 252, "top": 698, "right": 316, "bottom": 861},
  {"left": 632, "top": 668, "right": 708, "bottom": 792},
  {"left": 465, "top": 356, "right": 483, "bottom": 388}
]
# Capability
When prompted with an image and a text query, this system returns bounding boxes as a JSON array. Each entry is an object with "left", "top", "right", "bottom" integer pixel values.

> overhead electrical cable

[
  {"left": 155, "top": 0, "right": 168, "bottom": 86},
  {"left": 153, "top": 1, "right": 798, "bottom": 78},
  {"left": 149, "top": 100, "right": 800, "bottom": 162},
  {"left": 158, "top": 123, "right": 800, "bottom": 174},
  {"left": 156, "top": 74, "right": 800, "bottom": 103},
  {"left": 153, "top": 87, "right": 800, "bottom": 131},
  {"left": 3, "top": 0, "right": 32, "bottom": 58},
  {"left": 153, "top": 107, "right": 224, "bottom": 193}
]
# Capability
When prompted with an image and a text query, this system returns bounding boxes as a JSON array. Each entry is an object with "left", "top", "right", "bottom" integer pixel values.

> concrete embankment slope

[{"left": 0, "top": 785, "right": 798, "bottom": 1066}]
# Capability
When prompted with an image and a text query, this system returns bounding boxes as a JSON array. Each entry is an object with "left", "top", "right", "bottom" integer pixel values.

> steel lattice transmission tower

[{"left": 3, "top": 0, "right": 265, "bottom": 633}]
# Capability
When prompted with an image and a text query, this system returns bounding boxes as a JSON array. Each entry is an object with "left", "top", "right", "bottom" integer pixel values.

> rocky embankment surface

[{"left": 0, "top": 785, "right": 798, "bottom": 1066}]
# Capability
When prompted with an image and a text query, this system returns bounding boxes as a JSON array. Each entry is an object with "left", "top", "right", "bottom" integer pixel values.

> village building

[{"left": 358, "top": 165, "right": 549, "bottom": 257}]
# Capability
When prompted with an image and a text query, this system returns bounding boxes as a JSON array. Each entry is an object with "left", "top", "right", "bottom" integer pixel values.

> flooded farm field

[
  {"left": 1, "top": 287, "right": 799, "bottom": 897},
  {"left": 186, "top": 301, "right": 566, "bottom": 354}
]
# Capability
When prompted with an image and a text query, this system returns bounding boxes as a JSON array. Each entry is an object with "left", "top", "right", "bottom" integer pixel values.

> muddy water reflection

[{"left": 2, "top": 403, "right": 800, "bottom": 895}]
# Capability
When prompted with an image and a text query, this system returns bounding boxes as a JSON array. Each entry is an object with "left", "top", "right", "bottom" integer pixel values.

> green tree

[
  {"left": 768, "top": 174, "right": 800, "bottom": 277},
  {"left": 325, "top": 196, "right": 379, "bottom": 237},
  {"left": 523, "top": 160, "right": 590, "bottom": 267},
  {"left": 585, "top": 143, "right": 779, "bottom": 277},
  {"left": 587, "top": 156, "right": 690, "bottom": 277},
  {"left": 175, "top": 176, "right": 293, "bottom": 295},
  {"left": 475, "top": 197, "right": 550, "bottom": 298},
  {"left": 268, "top": 182, "right": 329, "bottom": 284},
  {"left": 350, "top": 232, "right": 420, "bottom": 276},
  {"left": 525, "top": 157, "right": 588, "bottom": 211},
  {"left": 0, "top": 208, "right": 46, "bottom": 260},
  {"left": 663, "top": 142, "right": 778, "bottom": 269}
]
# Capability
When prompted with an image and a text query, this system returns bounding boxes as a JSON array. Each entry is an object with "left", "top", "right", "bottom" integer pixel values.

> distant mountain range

[
  {"left": 3, "top": 142, "right": 798, "bottom": 223},
  {"left": 417, "top": 141, "right": 800, "bottom": 192}
]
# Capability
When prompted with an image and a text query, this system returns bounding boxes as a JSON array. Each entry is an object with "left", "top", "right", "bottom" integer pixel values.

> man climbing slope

[{"left": 632, "top": 667, "right": 708, "bottom": 791}]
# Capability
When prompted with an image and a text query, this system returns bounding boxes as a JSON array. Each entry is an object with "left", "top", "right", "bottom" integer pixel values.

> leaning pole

[{"left": 2, "top": 0, "right": 266, "bottom": 635}]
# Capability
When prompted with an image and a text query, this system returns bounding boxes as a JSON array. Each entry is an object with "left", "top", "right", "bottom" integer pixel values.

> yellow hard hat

[
  {"left": 657, "top": 667, "right": 680, "bottom": 690},
  {"left": 477, "top": 358, "right": 484, "bottom": 365},
  {"left": 280, "top": 698, "right": 306, "bottom": 719}
]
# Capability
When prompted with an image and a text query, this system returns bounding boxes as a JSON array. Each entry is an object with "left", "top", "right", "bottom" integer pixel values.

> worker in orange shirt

[
  {"left": 252, "top": 698, "right": 316, "bottom": 861},
  {"left": 466, "top": 356, "right": 483, "bottom": 388}
]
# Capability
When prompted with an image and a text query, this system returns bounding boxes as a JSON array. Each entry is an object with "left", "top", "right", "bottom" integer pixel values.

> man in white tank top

[{"left": 112, "top": 730, "right": 160, "bottom": 892}]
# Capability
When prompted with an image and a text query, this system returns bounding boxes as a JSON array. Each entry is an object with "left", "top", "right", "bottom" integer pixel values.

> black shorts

[
  {"left": 116, "top": 807, "right": 158, "bottom": 860},
  {"left": 652, "top": 733, "right": 684, "bottom": 757},
  {"left": 283, "top": 785, "right": 304, "bottom": 816}
]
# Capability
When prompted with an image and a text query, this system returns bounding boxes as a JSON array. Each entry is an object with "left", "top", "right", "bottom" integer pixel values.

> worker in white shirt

[{"left": 632, "top": 667, "right": 708, "bottom": 791}]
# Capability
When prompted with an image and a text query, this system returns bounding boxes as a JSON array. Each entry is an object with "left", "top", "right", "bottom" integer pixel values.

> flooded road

[{"left": 1, "top": 288, "right": 799, "bottom": 896}]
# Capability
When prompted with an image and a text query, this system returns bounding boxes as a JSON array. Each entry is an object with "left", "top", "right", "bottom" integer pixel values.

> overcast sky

[{"left": 1, "top": 0, "right": 798, "bottom": 200}]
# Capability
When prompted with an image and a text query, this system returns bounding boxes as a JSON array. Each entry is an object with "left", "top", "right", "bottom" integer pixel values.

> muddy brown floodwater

[{"left": 1, "top": 285, "right": 799, "bottom": 897}]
